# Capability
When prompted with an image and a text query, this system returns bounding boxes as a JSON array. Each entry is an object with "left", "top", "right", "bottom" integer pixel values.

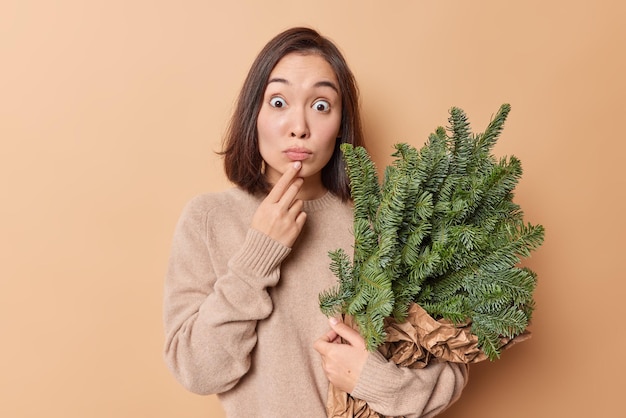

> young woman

[{"left": 163, "top": 27, "right": 467, "bottom": 417}]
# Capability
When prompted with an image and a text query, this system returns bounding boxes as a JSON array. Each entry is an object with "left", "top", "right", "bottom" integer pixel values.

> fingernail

[
  {"left": 293, "top": 161, "right": 301, "bottom": 169},
  {"left": 329, "top": 317, "right": 339, "bottom": 326}
]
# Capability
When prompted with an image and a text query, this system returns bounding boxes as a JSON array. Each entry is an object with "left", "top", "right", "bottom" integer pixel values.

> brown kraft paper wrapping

[{"left": 326, "top": 303, "right": 531, "bottom": 418}]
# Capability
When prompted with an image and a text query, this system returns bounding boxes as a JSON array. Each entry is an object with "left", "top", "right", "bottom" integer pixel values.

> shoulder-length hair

[{"left": 220, "top": 27, "right": 364, "bottom": 201}]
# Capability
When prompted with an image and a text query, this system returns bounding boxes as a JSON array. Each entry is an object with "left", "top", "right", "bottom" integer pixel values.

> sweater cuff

[
  {"left": 350, "top": 350, "right": 403, "bottom": 404},
  {"left": 228, "top": 228, "right": 291, "bottom": 288}
]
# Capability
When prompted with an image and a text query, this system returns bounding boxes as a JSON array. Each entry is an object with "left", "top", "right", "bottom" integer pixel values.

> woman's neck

[{"left": 297, "top": 179, "right": 328, "bottom": 201}]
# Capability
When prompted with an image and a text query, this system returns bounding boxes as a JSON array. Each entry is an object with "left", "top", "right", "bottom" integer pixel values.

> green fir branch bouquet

[{"left": 320, "top": 104, "right": 544, "bottom": 417}]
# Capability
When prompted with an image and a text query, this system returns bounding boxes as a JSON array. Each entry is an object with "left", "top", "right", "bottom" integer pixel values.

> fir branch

[
  {"left": 340, "top": 143, "right": 380, "bottom": 224},
  {"left": 420, "top": 295, "right": 469, "bottom": 324},
  {"left": 319, "top": 249, "right": 355, "bottom": 316},
  {"left": 476, "top": 104, "right": 511, "bottom": 157},
  {"left": 448, "top": 107, "right": 473, "bottom": 176}
]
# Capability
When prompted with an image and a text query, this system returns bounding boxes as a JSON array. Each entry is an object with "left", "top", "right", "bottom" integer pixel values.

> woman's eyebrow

[
  {"left": 267, "top": 78, "right": 339, "bottom": 94},
  {"left": 267, "top": 77, "right": 289, "bottom": 85},
  {"left": 314, "top": 80, "right": 339, "bottom": 94}
]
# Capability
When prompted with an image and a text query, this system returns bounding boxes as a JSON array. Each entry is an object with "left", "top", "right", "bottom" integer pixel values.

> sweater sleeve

[
  {"left": 163, "top": 197, "right": 290, "bottom": 395},
  {"left": 350, "top": 351, "right": 468, "bottom": 417}
]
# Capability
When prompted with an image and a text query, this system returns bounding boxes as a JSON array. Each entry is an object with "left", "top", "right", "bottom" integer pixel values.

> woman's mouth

[{"left": 284, "top": 148, "right": 312, "bottom": 161}]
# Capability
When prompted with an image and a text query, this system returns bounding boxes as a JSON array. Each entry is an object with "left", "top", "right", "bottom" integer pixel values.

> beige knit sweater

[{"left": 163, "top": 187, "right": 467, "bottom": 417}]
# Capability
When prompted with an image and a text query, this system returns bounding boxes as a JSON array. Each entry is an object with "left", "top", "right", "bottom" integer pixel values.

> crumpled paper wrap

[{"left": 326, "top": 302, "right": 531, "bottom": 418}]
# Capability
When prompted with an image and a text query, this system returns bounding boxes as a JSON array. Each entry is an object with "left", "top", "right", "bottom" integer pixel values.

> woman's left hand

[{"left": 314, "top": 317, "right": 369, "bottom": 393}]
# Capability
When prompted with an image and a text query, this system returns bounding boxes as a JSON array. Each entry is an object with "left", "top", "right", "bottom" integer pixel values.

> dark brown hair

[{"left": 220, "top": 27, "right": 364, "bottom": 201}]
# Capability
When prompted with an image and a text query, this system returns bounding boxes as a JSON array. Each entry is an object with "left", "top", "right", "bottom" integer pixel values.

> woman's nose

[{"left": 289, "top": 108, "right": 309, "bottom": 139}]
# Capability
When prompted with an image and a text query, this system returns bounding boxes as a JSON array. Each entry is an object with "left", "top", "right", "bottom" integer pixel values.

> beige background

[{"left": 1, "top": 1, "right": 624, "bottom": 417}]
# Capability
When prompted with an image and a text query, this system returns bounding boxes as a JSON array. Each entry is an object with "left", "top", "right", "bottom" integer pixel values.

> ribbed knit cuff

[
  {"left": 350, "top": 351, "right": 403, "bottom": 406},
  {"left": 228, "top": 228, "right": 291, "bottom": 288}
]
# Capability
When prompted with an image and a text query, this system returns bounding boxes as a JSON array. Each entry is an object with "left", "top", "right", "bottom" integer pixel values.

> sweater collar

[
  {"left": 302, "top": 191, "right": 344, "bottom": 213},
  {"left": 238, "top": 187, "right": 346, "bottom": 213}
]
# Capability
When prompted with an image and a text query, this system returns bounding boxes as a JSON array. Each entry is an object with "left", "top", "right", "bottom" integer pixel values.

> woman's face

[{"left": 257, "top": 52, "right": 342, "bottom": 193}]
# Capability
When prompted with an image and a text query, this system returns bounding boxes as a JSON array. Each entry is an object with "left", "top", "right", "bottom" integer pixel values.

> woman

[{"left": 163, "top": 27, "right": 467, "bottom": 417}]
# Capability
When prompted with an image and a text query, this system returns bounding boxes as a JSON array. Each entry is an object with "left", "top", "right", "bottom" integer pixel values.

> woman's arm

[
  {"left": 316, "top": 318, "right": 468, "bottom": 418},
  {"left": 352, "top": 352, "right": 468, "bottom": 418},
  {"left": 164, "top": 163, "right": 307, "bottom": 395},
  {"left": 163, "top": 196, "right": 291, "bottom": 395}
]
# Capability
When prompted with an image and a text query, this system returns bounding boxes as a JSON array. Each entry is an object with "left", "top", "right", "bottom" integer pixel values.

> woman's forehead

[{"left": 268, "top": 53, "right": 338, "bottom": 85}]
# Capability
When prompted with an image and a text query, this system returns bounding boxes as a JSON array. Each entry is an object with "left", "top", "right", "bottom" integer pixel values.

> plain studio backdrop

[{"left": 1, "top": 1, "right": 624, "bottom": 417}]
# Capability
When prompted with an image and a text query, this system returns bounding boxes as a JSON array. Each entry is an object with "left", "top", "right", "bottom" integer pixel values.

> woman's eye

[
  {"left": 313, "top": 100, "right": 330, "bottom": 112},
  {"left": 269, "top": 97, "right": 286, "bottom": 108}
]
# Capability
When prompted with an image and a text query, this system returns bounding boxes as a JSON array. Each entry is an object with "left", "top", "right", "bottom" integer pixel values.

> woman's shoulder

[{"left": 179, "top": 187, "right": 259, "bottom": 222}]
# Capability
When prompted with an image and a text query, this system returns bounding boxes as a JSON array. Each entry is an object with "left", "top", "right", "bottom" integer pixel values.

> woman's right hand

[{"left": 250, "top": 161, "right": 307, "bottom": 247}]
